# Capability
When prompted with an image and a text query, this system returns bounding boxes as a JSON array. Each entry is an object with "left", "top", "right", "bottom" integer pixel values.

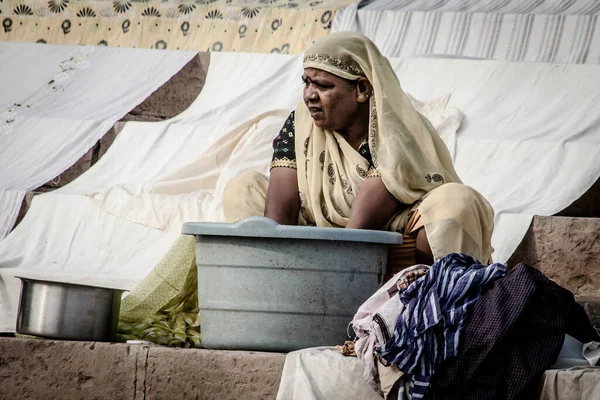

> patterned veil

[{"left": 296, "top": 32, "right": 462, "bottom": 230}]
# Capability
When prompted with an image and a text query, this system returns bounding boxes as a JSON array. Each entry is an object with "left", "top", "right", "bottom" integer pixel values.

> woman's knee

[
  {"left": 222, "top": 170, "right": 269, "bottom": 222},
  {"left": 425, "top": 182, "right": 492, "bottom": 220},
  {"left": 223, "top": 170, "right": 267, "bottom": 197},
  {"left": 430, "top": 182, "right": 475, "bottom": 201}
]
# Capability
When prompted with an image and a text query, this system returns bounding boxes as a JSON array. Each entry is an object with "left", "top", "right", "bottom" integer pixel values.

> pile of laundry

[{"left": 352, "top": 253, "right": 600, "bottom": 400}]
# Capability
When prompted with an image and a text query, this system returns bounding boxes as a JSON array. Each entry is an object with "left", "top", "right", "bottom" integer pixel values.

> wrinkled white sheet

[
  {"left": 0, "top": 42, "right": 195, "bottom": 239},
  {"left": 277, "top": 347, "right": 383, "bottom": 400},
  {"left": 540, "top": 367, "right": 600, "bottom": 400},
  {"left": 389, "top": 57, "right": 600, "bottom": 263},
  {"left": 338, "top": 0, "right": 600, "bottom": 14},
  {"left": 552, "top": 335, "right": 600, "bottom": 369}
]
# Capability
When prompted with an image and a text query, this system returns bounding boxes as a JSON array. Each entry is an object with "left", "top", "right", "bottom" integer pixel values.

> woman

[
  {"left": 224, "top": 31, "right": 494, "bottom": 270},
  {"left": 118, "top": 32, "right": 494, "bottom": 346}
]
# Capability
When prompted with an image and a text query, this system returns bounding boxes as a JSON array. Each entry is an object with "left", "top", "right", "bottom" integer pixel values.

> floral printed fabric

[
  {"left": 0, "top": 0, "right": 351, "bottom": 53},
  {"left": 271, "top": 111, "right": 298, "bottom": 169}
]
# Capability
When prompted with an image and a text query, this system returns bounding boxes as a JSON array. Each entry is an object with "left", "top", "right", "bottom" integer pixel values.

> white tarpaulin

[{"left": 0, "top": 42, "right": 196, "bottom": 239}]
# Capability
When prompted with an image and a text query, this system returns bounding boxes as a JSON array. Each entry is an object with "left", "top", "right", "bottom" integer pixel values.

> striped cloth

[
  {"left": 378, "top": 253, "right": 507, "bottom": 400},
  {"left": 351, "top": 0, "right": 600, "bottom": 14},
  {"left": 333, "top": 0, "right": 600, "bottom": 64}
]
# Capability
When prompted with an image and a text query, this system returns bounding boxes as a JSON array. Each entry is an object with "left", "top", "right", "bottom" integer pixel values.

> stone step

[
  {"left": 3, "top": 334, "right": 600, "bottom": 400},
  {"left": 0, "top": 337, "right": 285, "bottom": 400}
]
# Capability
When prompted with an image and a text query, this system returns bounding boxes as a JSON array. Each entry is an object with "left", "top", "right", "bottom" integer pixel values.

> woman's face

[{"left": 302, "top": 68, "right": 360, "bottom": 132}]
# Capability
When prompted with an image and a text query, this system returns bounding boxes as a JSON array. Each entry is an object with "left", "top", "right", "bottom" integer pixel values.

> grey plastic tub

[{"left": 182, "top": 216, "right": 402, "bottom": 352}]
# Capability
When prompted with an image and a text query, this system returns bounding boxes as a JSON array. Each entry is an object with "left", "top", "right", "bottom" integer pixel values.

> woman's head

[
  {"left": 302, "top": 68, "right": 371, "bottom": 132},
  {"left": 302, "top": 32, "right": 376, "bottom": 134}
]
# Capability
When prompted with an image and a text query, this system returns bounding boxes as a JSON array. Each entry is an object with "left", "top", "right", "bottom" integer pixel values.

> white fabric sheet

[
  {"left": 346, "top": 0, "right": 600, "bottom": 14},
  {"left": 552, "top": 335, "right": 600, "bottom": 369},
  {"left": 540, "top": 367, "right": 600, "bottom": 400},
  {"left": 276, "top": 347, "right": 383, "bottom": 400},
  {"left": 333, "top": 6, "right": 600, "bottom": 64},
  {"left": 276, "top": 346, "right": 600, "bottom": 400},
  {"left": 388, "top": 57, "right": 600, "bottom": 262},
  {"left": 0, "top": 42, "right": 195, "bottom": 239},
  {"left": 0, "top": 190, "right": 25, "bottom": 240}
]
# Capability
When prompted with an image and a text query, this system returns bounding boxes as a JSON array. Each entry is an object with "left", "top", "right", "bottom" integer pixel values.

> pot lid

[{"left": 15, "top": 271, "right": 130, "bottom": 291}]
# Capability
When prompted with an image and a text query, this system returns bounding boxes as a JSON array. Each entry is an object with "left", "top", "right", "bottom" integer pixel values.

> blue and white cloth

[{"left": 378, "top": 253, "right": 507, "bottom": 399}]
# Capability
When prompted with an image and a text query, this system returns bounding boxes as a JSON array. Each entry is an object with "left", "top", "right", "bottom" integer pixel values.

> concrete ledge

[{"left": 0, "top": 338, "right": 285, "bottom": 400}]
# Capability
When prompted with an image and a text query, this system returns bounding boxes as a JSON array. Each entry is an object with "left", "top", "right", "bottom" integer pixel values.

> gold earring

[{"left": 358, "top": 94, "right": 368, "bottom": 102}]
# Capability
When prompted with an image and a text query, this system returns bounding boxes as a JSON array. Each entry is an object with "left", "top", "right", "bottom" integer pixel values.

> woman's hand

[
  {"left": 346, "top": 175, "right": 400, "bottom": 230},
  {"left": 264, "top": 167, "right": 300, "bottom": 225}
]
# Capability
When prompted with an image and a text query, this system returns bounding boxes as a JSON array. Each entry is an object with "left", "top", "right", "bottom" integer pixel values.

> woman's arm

[
  {"left": 264, "top": 167, "right": 300, "bottom": 225},
  {"left": 346, "top": 176, "right": 400, "bottom": 230}
]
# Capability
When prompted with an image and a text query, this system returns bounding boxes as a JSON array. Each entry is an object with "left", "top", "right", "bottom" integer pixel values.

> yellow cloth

[
  {"left": 117, "top": 235, "right": 201, "bottom": 348},
  {"left": 0, "top": 0, "right": 349, "bottom": 53},
  {"left": 114, "top": 111, "right": 288, "bottom": 347},
  {"left": 225, "top": 32, "right": 495, "bottom": 263}
]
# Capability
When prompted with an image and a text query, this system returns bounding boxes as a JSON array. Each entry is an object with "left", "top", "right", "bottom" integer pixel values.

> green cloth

[{"left": 117, "top": 235, "right": 201, "bottom": 348}]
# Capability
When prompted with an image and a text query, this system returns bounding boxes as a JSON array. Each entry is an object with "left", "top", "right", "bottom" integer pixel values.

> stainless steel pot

[{"left": 15, "top": 277, "right": 127, "bottom": 342}]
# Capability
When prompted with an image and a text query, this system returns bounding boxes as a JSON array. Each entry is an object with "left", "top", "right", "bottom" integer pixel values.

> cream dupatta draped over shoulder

[{"left": 296, "top": 32, "right": 462, "bottom": 231}]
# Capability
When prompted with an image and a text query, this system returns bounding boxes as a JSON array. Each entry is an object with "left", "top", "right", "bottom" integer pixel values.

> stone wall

[
  {"left": 508, "top": 216, "right": 600, "bottom": 326},
  {"left": 508, "top": 216, "right": 600, "bottom": 298},
  {"left": 122, "top": 53, "right": 210, "bottom": 122}
]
